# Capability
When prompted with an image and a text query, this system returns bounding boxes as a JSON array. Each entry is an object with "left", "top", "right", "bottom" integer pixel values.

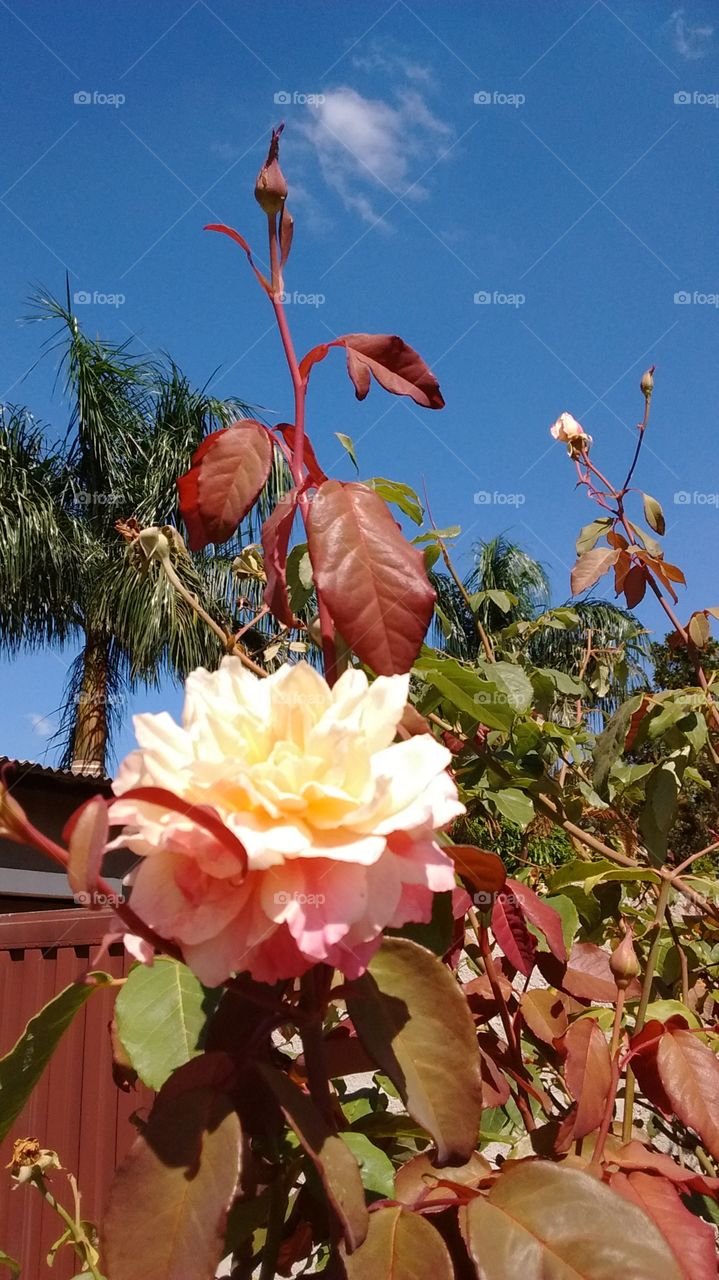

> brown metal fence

[{"left": 0, "top": 909, "right": 153, "bottom": 1279}]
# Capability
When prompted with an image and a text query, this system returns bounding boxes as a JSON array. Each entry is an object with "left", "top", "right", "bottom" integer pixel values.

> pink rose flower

[
  {"left": 550, "top": 412, "right": 592, "bottom": 454},
  {"left": 111, "top": 660, "right": 463, "bottom": 986}
]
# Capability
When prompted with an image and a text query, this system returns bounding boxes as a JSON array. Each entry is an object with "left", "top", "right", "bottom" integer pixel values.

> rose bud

[
  {"left": 549, "top": 412, "right": 592, "bottom": 457},
  {"left": 610, "top": 926, "right": 641, "bottom": 990},
  {"left": 255, "top": 124, "right": 288, "bottom": 216},
  {"left": 640, "top": 366, "right": 655, "bottom": 399}
]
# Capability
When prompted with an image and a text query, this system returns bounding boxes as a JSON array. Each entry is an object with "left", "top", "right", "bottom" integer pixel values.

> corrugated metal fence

[{"left": 0, "top": 909, "right": 152, "bottom": 1279}]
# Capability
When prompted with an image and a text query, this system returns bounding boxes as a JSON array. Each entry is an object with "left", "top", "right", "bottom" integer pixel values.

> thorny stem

[
  {"left": 622, "top": 877, "right": 672, "bottom": 1143},
  {"left": 476, "top": 918, "right": 537, "bottom": 1131},
  {"left": 266, "top": 213, "right": 339, "bottom": 685}
]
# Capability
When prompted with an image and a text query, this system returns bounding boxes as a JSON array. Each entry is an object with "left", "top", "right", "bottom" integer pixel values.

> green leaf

[
  {"left": 481, "top": 660, "right": 534, "bottom": 713},
  {"left": 536, "top": 667, "right": 588, "bottom": 698},
  {"left": 415, "top": 657, "right": 516, "bottom": 731},
  {"left": 592, "top": 696, "right": 643, "bottom": 794},
  {"left": 285, "top": 542, "right": 314, "bottom": 614},
  {"left": 412, "top": 526, "right": 461, "bottom": 544},
  {"left": 545, "top": 894, "right": 580, "bottom": 953},
  {"left": 0, "top": 1251, "right": 20, "bottom": 1276},
  {"left": 460, "top": 1162, "right": 682, "bottom": 1279},
  {"left": 340, "top": 1133, "right": 395, "bottom": 1199},
  {"left": 102, "top": 1082, "right": 242, "bottom": 1280},
  {"left": 258, "top": 1065, "right": 368, "bottom": 1250},
  {"left": 642, "top": 493, "right": 666, "bottom": 537},
  {"left": 576, "top": 518, "right": 612, "bottom": 555},
  {"left": 346, "top": 938, "right": 483, "bottom": 1164},
  {"left": 335, "top": 432, "right": 359, "bottom": 472},
  {"left": 364, "top": 478, "right": 423, "bottom": 525},
  {"left": 114, "top": 958, "right": 221, "bottom": 1091},
  {"left": 639, "top": 759, "right": 686, "bottom": 864},
  {"left": 0, "top": 973, "right": 112, "bottom": 1142},
  {"left": 342, "top": 1206, "right": 453, "bottom": 1280},
  {"left": 491, "top": 788, "right": 534, "bottom": 829},
  {"left": 468, "top": 589, "right": 517, "bottom": 615}
]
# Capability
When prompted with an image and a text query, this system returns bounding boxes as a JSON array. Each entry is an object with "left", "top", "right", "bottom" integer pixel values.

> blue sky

[{"left": 1, "top": 0, "right": 718, "bottom": 767}]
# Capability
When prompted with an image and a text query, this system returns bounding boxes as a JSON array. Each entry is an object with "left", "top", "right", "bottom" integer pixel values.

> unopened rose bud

[
  {"left": 138, "top": 526, "right": 171, "bottom": 563},
  {"left": 610, "top": 927, "right": 641, "bottom": 990},
  {"left": 640, "top": 366, "right": 655, "bottom": 399},
  {"left": 255, "top": 124, "right": 288, "bottom": 216}
]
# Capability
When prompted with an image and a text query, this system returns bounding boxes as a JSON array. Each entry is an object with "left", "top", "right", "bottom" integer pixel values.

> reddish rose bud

[
  {"left": 255, "top": 124, "right": 288, "bottom": 216},
  {"left": 610, "top": 926, "right": 641, "bottom": 990}
]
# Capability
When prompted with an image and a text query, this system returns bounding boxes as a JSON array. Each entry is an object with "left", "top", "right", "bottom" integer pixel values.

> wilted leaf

[
  {"left": 610, "top": 1170, "right": 717, "bottom": 1280},
  {"left": 460, "top": 1162, "right": 682, "bottom": 1279},
  {"left": 571, "top": 547, "right": 619, "bottom": 595},
  {"left": 491, "top": 891, "right": 536, "bottom": 976},
  {"left": 177, "top": 421, "right": 273, "bottom": 550},
  {"left": 258, "top": 1064, "right": 368, "bottom": 1250},
  {"left": 114, "top": 957, "right": 219, "bottom": 1091},
  {"left": 102, "top": 1082, "right": 241, "bottom": 1280},
  {"left": 306, "top": 481, "right": 435, "bottom": 675},
  {"left": 688, "top": 610, "right": 711, "bottom": 649},
  {"left": 346, "top": 938, "right": 483, "bottom": 1163},
  {"left": 0, "top": 974, "right": 112, "bottom": 1142},
  {"left": 262, "top": 490, "right": 299, "bottom": 627},
  {"left": 562, "top": 1018, "right": 612, "bottom": 1139},
  {"left": 342, "top": 1206, "right": 453, "bottom": 1279}
]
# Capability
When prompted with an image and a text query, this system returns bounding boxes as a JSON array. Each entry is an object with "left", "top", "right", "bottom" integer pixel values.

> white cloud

[
  {"left": 27, "top": 712, "right": 54, "bottom": 739},
  {"left": 299, "top": 85, "right": 453, "bottom": 223},
  {"left": 668, "top": 8, "right": 713, "bottom": 58},
  {"left": 351, "top": 47, "right": 435, "bottom": 86}
]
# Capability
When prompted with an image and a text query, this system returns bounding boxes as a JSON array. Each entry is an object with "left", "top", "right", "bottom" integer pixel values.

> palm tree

[
  {"left": 432, "top": 535, "right": 647, "bottom": 712},
  {"left": 0, "top": 290, "right": 287, "bottom": 774}
]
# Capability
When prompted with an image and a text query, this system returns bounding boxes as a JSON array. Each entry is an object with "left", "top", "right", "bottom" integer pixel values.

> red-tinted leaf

[
  {"left": 340, "top": 333, "right": 444, "bottom": 409},
  {"left": 506, "top": 878, "right": 566, "bottom": 962},
  {"left": 63, "top": 795, "right": 108, "bottom": 898},
  {"left": 623, "top": 563, "right": 647, "bottom": 608},
  {"left": 477, "top": 1033, "right": 512, "bottom": 1108},
  {"left": 261, "top": 490, "right": 299, "bottom": 627},
  {"left": 341, "top": 1206, "right": 453, "bottom": 1279},
  {"left": 297, "top": 334, "right": 444, "bottom": 410},
  {"left": 610, "top": 1171, "right": 718, "bottom": 1280},
  {"left": 279, "top": 207, "right": 293, "bottom": 267},
  {"left": 491, "top": 891, "right": 536, "bottom": 977},
  {"left": 277, "top": 423, "right": 328, "bottom": 485},
  {"left": 395, "top": 1151, "right": 490, "bottom": 1210},
  {"left": 571, "top": 547, "right": 619, "bottom": 595},
  {"left": 177, "top": 421, "right": 273, "bottom": 550},
  {"left": 562, "top": 1018, "right": 612, "bottom": 1139},
  {"left": 629, "top": 1021, "right": 674, "bottom": 1116},
  {"left": 608, "top": 1140, "right": 719, "bottom": 1197},
  {"left": 204, "top": 223, "right": 272, "bottom": 295},
  {"left": 306, "top": 480, "right": 435, "bottom": 675},
  {"left": 449, "top": 846, "right": 506, "bottom": 900},
  {"left": 625, "top": 695, "right": 653, "bottom": 751},
  {"left": 657, "top": 1025, "right": 719, "bottom": 1161},
  {"left": 562, "top": 942, "right": 637, "bottom": 1003},
  {"left": 520, "top": 988, "right": 568, "bottom": 1045},
  {"left": 102, "top": 1083, "right": 241, "bottom": 1280}
]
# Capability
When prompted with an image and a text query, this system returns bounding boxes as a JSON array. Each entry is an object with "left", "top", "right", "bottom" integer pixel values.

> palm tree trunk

[{"left": 70, "top": 631, "right": 110, "bottom": 775}]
